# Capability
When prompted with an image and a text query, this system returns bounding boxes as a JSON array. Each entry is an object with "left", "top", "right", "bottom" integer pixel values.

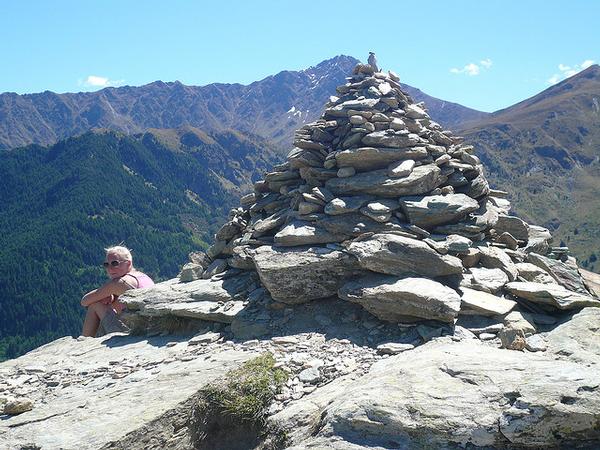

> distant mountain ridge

[{"left": 0, "top": 55, "right": 486, "bottom": 152}]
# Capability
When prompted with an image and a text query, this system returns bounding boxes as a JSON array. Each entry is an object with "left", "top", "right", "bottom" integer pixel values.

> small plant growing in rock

[
  {"left": 204, "top": 353, "right": 287, "bottom": 423},
  {"left": 192, "top": 353, "right": 288, "bottom": 449}
]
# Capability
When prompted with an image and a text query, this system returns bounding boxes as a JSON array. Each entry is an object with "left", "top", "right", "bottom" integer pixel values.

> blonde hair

[{"left": 105, "top": 245, "right": 133, "bottom": 263}]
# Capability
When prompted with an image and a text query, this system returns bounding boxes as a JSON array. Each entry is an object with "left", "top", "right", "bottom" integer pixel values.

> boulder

[
  {"left": 469, "top": 267, "right": 509, "bottom": 294},
  {"left": 460, "top": 287, "right": 516, "bottom": 316},
  {"left": 251, "top": 245, "right": 361, "bottom": 304},
  {"left": 505, "top": 282, "right": 600, "bottom": 310},
  {"left": 346, "top": 233, "right": 463, "bottom": 277},
  {"left": 495, "top": 215, "right": 530, "bottom": 241},
  {"left": 515, "top": 262, "right": 555, "bottom": 284},
  {"left": 339, "top": 275, "right": 461, "bottom": 323},
  {"left": 478, "top": 246, "right": 519, "bottom": 281},
  {"left": 399, "top": 193, "right": 479, "bottom": 229},
  {"left": 121, "top": 275, "right": 254, "bottom": 324},
  {"left": 325, "top": 164, "right": 443, "bottom": 197},
  {"left": 324, "top": 195, "right": 373, "bottom": 215},
  {"left": 528, "top": 252, "right": 590, "bottom": 294}
]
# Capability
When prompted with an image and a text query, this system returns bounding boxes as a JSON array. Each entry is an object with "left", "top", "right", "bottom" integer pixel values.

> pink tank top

[{"left": 123, "top": 272, "right": 155, "bottom": 289}]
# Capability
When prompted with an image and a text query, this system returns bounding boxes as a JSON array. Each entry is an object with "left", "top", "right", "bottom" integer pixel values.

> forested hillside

[{"left": 0, "top": 129, "right": 278, "bottom": 360}]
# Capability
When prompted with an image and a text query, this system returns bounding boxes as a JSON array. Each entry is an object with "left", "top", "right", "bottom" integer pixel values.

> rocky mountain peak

[{"left": 2, "top": 60, "right": 600, "bottom": 449}]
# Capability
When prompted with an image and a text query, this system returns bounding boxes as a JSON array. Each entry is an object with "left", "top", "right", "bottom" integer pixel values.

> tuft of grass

[{"left": 202, "top": 353, "right": 288, "bottom": 425}]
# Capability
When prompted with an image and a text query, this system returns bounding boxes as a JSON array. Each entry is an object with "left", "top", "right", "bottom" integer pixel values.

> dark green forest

[{"left": 0, "top": 129, "right": 276, "bottom": 361}]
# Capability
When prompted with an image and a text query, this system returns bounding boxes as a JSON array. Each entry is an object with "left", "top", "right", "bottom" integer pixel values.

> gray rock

[
  {"left": 326, "top": 164, "right": 443, "bottom": 198},
  {"left": 346, "top": 233, "right": 463, "bottom": 277},
  {"left": 339, "top": 275, "right": 461, "bottom": 323},
  {"left": 545, "top": 307, "right": 600, "bottom": 365},
  {"left": 202, "top": 258, "right": 228, "bottom": 279},
  {"left": 1, "top": 397, "right": 33, "bottom": 415},
  {"left": 376, "top": 343, "right": 415, "bottom": 355},
  {"left": 469, "top": 267, "right": 509, "bottom": 293},
  {"left": 336, "top": 166, "right": 355, "bottom": 178},
  {"left": 335, "top": 146, "right": 428, "bottom": 171},
  {"left": 516, "top": 262, "right": 554, "bottom": 284},
  {"left": 274, "top": 221, "right": 344, "bottom": 246},
  {"left": 460, "top": 287, "right": 516, "bottom": 316},
  {"left": 0, "top": 336, "right": 257, "bottom": 450},
  {"left": 122, "top": 276, "right": 253, "bottom": 324},
  {"left": 178, "top": 262, "right": 203, "bottom": 282},
  {"left": 298, "top": 367, "right": 321, "bottom": 384},
  {"left": 324, "top": 196, "right": 373, "bottom": 215},
  {"left": 387, "top": 159, "right": 415, "bottom": 177},
  {"left": 280, "top": 337, "right": 600, "bottom": 449},
  {"left": 399, "top": 194, "right": 479, "bottom": 229},
  {"left": 316, "top": 213, "right": 408, "bottom": 238},
  {"left": 252, "top": 210, "right": 288, "bottom": 234},
  {"left": 495, "top": 215, "right": 530, "bottom": 241},
  {"left": 528, "top": 252, "right": 590, "bottom": 294},
  {"left": 478, "top": 246, "right": 519, "bottom": 281},
  {"left": 361, "top": 130, "right": 422, "bottom": 148},
  {"left": 525, "top": 334, "right": 548, "bottom": 352},
  {"left": 251, "top": 245, "right": 361, "bottom": 304},
  {"left": 505, "top": 282, "right": 600, "bottom": 310}
]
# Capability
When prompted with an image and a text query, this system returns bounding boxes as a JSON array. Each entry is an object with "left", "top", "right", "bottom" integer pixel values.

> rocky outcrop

[
  {"left": 2, "top": 58, "right": 599, "bottom": 450},
  {"left": 272, "top": 308, "right": 600, "bottom": 449}
]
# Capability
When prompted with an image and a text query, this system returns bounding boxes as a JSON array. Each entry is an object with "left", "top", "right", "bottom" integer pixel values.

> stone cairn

[{"left": 181, "top": 59, "right": 600, "bottom": 349}]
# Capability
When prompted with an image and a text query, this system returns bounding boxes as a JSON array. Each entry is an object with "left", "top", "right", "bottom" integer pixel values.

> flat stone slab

[
  {"left": 335, "top": 146, "right": 427, "bottom": 171},
  {"left": 400, "top": 193, "right": 479, "bottom": 229},
  {"left": 325, "top": 164, "right": 442, "bottom": 198},
  {"left": 505, "top": 282, "right": 600, "bottom": 310},
  {"left": 0, "top": 335, "right": 256, "bottom": 450},
  {"left": 251, "top": 245, "right": 362, "bottom": 304},
  {"left": 274, "top": 221, "right": 344, "bottom": 246},
  {"left": 460, "top": 287, "right": 517, "bottom": 316},
  {"left": 361, "top": 130, "right": 422, "bottom": 148},
  {"left": 346, "top": 233, "right": 463, "bottom": 277},
  {"left": 121, "top": 275, "right": 255, "bottom": 323},
  {"left": 339, "top": 275, "right": 461, "bottom": 322}
]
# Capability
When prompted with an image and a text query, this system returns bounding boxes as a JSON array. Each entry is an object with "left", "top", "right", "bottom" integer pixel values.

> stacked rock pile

[{"left": 180, "top": 60, "right": 600, "bottom": 349}]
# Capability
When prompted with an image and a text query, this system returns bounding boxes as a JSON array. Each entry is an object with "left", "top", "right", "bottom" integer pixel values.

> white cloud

[
  {"left": 79, "top": 75, "right": 124, "bottom": 88},
  {"left": 581, "top": 59, "right": 595, "bottom": 69},
  {"left": 480, "top": 58, "right": 493, "bottom": 69},
  {"left": 547, "top": 59, "right": 596, "bottom": 84},
  {"left": 450, "top": 58, "right": 492, "bottom": 76}
]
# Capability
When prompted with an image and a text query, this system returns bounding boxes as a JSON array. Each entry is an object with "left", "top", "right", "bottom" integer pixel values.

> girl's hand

[{"left": 100, "top": 295, "right": 115, "bottom": 305}]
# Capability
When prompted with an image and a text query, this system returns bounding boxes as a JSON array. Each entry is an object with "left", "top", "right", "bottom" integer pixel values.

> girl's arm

[{"left": 81, "top": 279, "right": 131, "bottom": 307}]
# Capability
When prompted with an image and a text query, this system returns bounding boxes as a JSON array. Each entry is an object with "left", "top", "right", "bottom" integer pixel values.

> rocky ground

[{"left": 2, "top": 60, "right": 600, "bottom": 449}]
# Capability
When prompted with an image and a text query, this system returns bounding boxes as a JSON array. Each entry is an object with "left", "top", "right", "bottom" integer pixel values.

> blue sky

[{"left": 1, "top": 0, "right": 598, "bottom": 112}]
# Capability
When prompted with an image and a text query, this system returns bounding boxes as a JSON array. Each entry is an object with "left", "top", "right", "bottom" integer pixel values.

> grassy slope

[{"left": 459, "top": 65, "right": 600, "bottom": 270}]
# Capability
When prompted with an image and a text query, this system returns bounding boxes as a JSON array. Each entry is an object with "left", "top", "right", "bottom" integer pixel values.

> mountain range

[
  {"left": 1, "top": 55, "right": 600, "bottom": 360},
  {"left": 0, "top": 56, "right": 486, "bottom": 152},
  {"left": 458, "top": 64, "right": 600, "bottom": 269}
]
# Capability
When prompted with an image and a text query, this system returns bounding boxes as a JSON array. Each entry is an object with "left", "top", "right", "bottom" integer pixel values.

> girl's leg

[{"left": 81, "top": 302, "right": 111, "bottom": 337}]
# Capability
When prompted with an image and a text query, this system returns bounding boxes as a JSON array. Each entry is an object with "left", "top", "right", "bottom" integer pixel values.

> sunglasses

[{"left": 103, "top": 260, "right": 128, "bottom": 268}]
